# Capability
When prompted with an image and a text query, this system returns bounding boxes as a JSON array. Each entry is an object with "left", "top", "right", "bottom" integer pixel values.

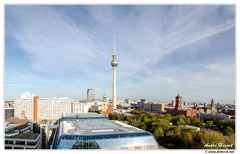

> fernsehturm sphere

[{"left": 111, "top": 32, "right": 118, "bottom": 110}]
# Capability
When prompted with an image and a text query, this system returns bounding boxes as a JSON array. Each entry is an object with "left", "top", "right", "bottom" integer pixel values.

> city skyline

[{"left": 5, "top": 5, "right": 235, "bottom": 104}]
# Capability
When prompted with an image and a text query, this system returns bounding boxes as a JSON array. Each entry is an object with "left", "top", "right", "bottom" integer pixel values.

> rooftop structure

[{"left": 53, "top": 113, "right": 161, "bottom": 149}]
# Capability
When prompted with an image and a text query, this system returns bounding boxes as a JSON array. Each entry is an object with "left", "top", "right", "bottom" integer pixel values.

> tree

[
  {"left": 178, "top": 114, "right": 186, "bottom": 120},
  {"left": 157, "top": 114, "right": 163, "bottom": 119},
  {"left": 223, "top": 126, "right": 234, "bottom": 136},
  {"left": 177, "top": 118, "right": 185, "bottom": 126},
  {"left": 88, "top": 108, "right": 93, "bottom": 112},
  {"left": 217, "top": 120, "right": 227, "bottom": 129},
  {"left": 224, "top": 134, "right": 235, "bottom": 149},
  {"left": 163, "top": 114, "right": 172, "bottom": 121},
  {"left": 196, "top": 121, "right": 204, "bottom": 129},
  {"left": 200, "top": 131, "right": 225, "bottom": 149},
  {"left": 185, "top": 118, "right": 191, "bottom": 125},
  {"left": 191, "top": 117, "right": 200, "bottom": 126},
  {"left": 153, "top": 127, "right": 164, "bottom": 139},
  {"left": 178, "top": 132, "right": 193, "bottom": 148},
  {"left": 205, "top": 121, "right": 213, "bottom": 128},
  {"left": 173, "top": 126, "right": 182, "bottom": 136}
]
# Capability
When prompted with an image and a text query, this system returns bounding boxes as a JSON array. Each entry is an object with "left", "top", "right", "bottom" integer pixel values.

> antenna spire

[{"left": 114, "top": 31, "right": 116, "bottom": 54}]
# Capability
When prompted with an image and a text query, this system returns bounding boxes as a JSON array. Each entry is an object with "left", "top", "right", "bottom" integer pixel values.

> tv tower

[{"left": 111, "top": 31, "right": 118, "bottom": 110}]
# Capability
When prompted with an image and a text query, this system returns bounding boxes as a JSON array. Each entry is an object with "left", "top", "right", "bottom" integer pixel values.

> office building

[
  {"left": 5, "top": 122, "right": 42, "bottom": 149},
  {"left": 14, "top": 92, "right": 72, "bottom": 121},
  {"left": 87, "top": 89, "right": 95, "bottom": 102},
  {"left": 51, "top": 113, "right": 161, "bottom": 149},
  {"left": 14, "top": 92, "right": 38, "bottom": 121},
  {"left": 5, "top": 107, "right": 14, "bottom": 119}
]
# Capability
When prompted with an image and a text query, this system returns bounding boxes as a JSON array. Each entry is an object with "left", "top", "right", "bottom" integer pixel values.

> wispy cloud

[{"left": 5, "top": 5, "right": 235, "bottom": 102}]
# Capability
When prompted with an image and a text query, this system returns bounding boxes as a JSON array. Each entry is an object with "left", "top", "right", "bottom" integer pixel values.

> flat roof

[
  {"left": 55, "top": 113, "right": 162, "bottom": 149},
  {"left": 59, "top": 119, "right": 145, "bottom": 137},
  {"left": 64, "top": 113, "right": 106, "bottom": 118},
  {"left": 5, "top": 133, "right": 40, "bottom": 140}
]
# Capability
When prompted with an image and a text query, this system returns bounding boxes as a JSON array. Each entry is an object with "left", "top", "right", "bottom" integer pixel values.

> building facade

[
  {"left": 14, "top": 92, "right": 72, "bottom": 121},
  {"left": 166, "top": 94, "right": 202, "bottom": 118},
  {"left": 51, "top": 113, "right": 161, "bottom": 149},
  {"left": 71, "top": 100, "right": 88, "bottom": 113},
  {"left": 87, "top": 89, "right": 95, "bottom": 102},
  {"left": 5, "top": 122, "right": 42, "bottom": 149},
  {"left": 5, "top": 107, "right": 14, "bottom": 119}
]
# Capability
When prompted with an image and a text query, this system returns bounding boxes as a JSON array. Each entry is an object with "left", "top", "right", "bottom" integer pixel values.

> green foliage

[
  {"left": 196, "top": 121, "right": 204, "bottom": 128},
  {"left": 223, "top": 126, "right": 234, "bottom": 136},
  {"left": 163, "top": 114, "right": 172, "bottom": 121},
  {"left": 205, "top": 121, "right": 213, "bottom": 128},
  {"left": 88, "top": 108, "right": 93, "bottom": 112},
  {"left": 223, "top": 134, "right": 235, "bottom": 149},
  {"left": 153, "top": 127, "right": 164, "bottom": 139},
  {"left": 190, "top": 117, "right": 200, "bottom": 126},
  {"left": 177, "top": 118, "right": 185, "bottom": 126},
  {"left": 177, "top": 114, "right": 186, "bottom": 119},
  {"left": 112, "top": 109, "right": 235, "bottom": 149},
  {"left": 200, "top": 131, "right": 225, "bottom": 149},
  {"left": 178, "top": 132, "right": 193, "bottom": 148},
  {"left": 185, "top": 118, "right": 191, "bottom": 125}
]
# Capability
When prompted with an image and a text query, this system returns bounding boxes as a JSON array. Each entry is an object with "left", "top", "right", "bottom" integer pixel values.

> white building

[
  {"left": 37, "top": 97, "right": 72, "bottom": 120},
  {"left": 14, "top": 97, "right": 34, "bottom": 120},
  {"left": 196, "top": 113, "right": 235, "bottom": 122},
  {"left": 71, "top": 100, "right": 88, "bottom": 113},
  {"left": 14, "top": 92, "right": 72, "bottom": 121},
  {"left": 5, "top": 133, "right": 42, "bottom": 149},
  {"left": 5, "top": 122, "right": 42, "bottom": 149}
]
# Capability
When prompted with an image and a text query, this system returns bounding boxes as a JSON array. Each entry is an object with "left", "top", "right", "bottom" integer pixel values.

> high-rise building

[
  {"left": 111, "top": 31, "right": 118, "bottom": 110},
  {"left": 14, "top": 92, "right": 72, "bottom": 121},
  {"left": 211, "top": 99, "right": 214, "bottom": 108},
  {"left": 14, "top": 92, "right": 38, "bottom": 122},
  {"left": 87, "top": 89, "right": 95, "bottom": 102}
]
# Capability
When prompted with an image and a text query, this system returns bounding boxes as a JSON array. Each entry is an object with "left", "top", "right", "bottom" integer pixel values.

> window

[
  {"left": 27, "top": 141, "right": 36, "bottom": 146},
  {"left": 72, "top": 141, "right": 100, "bottom": 149},
  {"left": 16, "top": 141, "right": 25, "bottom": 145},
  {"left": 14, "top": 147, "right": 24, "bottom": 149},
  {"left": 5, "top": 140, "right": 13, "bottom": 144},
  {"left": 5, "top": 146, "right": 12, "bottom": 149}
]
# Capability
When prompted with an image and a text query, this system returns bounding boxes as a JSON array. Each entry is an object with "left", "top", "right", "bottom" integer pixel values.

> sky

[{"left": 4, "top": 4, "right": 236, "bottom": 104}]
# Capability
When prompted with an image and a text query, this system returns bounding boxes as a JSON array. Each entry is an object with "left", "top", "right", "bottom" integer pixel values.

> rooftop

[
  {"left": 55, "top": 113, "right": 161, "bottom": 149},
  {"left": 59, "top": 119, "right": 145, "bottom": 137},
  {"left": 5, "top": 133, "right": 40, "bottom": 139}
]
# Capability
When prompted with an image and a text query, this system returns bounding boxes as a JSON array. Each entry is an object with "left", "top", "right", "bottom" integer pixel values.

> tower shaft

[
  {"left": 111, "top": 31, "right": 118, "bottom": 110},
  {"left": 112, "top": 67, "right": 117, "bottom": 110}
]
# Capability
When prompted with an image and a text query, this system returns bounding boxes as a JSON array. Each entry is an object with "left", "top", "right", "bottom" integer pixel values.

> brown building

[{"left": 166, "top": 94, "right": 202, "bottom": 118}]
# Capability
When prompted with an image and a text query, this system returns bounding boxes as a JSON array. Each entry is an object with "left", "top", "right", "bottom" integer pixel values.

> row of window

[
  {"left": 57, "top": 135, "right": 157, "bottom": 149},
  {"left": 5, "top": 140, "right": 37, "bottom": 145},
  {"left": 57, "top": 132, "right": 152, "bottom": 146}
]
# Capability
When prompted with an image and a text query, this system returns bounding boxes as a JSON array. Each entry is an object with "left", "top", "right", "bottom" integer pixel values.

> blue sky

[{"left": 4, "top": 5, "right": 236, "bottom": 104}]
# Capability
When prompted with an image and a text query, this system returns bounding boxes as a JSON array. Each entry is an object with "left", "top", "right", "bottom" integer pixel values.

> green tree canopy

[
  {"left": 153, "top": 127, "right": 164, "bottom": 139},
  {"left": 205, "top": 121, "right": 213, "bottom": 128},
  {"left": 223, "top": 126, "right": 234, "bottom": 136}
]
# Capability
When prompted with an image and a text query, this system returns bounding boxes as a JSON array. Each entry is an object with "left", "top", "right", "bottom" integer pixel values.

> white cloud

[{"left": 5, "top": 5, "right": 235, "bottom": 102}]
